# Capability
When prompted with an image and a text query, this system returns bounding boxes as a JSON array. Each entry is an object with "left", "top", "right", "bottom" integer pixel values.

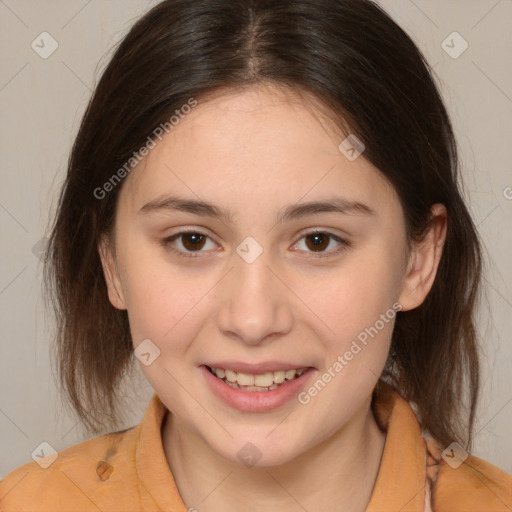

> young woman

[{"left": 1, "top": 0, "right": 511, "bottom": 511}]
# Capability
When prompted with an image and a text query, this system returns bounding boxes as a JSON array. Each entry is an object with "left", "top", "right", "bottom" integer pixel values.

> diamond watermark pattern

[
  {"left": 441, "top": 441, "right": 469, "bottom": 469},
  {"left": 338, "top": 134, "right": 365, "bottom": 161},
  {"left": 236, "top": 236, "right": 263, "bottom": 264},
  {"left": 441, "top": 31, "right": 468, "bottom": 59},
  {"left": 134, "top": 338, "right": 161, "bottom": 366},
  {"left": 31, "top": 441, "right": 58, "bottom": 469},
  {"left": 31, "top": 237, "right": 48, "bottom": 262},
  {"left": 31, "top": 32, "right": 59, "bottom": 59},
  {"left": 236, "top": 442, "right": 262, "bottom": 468}
]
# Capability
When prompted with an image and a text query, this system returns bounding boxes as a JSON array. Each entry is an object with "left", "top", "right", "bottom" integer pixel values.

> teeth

[
  {"left": 285, "top": 369, "right": 296, "bottom": 380},
  {"left": 210, "top": 366, "right": 307, "bottom": 389},
  {"left": 254, "top": 372, "right": 274, "bottom": 387},
  {"left": 236, "top": 372, "right": 254, "bottom": 386},
  {"left": 225, "top": 369, "right": 237, "bottom": 382},
  {"left": 224, "top": 380, "right": 280, "bottom": 392},
  {"left": 273, "top": 370, "right": 286, "bottom": 383}
]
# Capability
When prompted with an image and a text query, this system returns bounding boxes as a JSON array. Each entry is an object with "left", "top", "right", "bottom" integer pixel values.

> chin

[{"left": 210, "top": 433, "right": 305, "bottom": 468}]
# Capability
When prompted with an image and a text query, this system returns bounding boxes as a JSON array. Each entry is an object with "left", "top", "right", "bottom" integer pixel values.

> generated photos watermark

[
  {"left": 298, "top": 302, "right": 402, "bottom": 405},
  {"left": 93, "top": 97, "right": 197, "bottom": 200}
]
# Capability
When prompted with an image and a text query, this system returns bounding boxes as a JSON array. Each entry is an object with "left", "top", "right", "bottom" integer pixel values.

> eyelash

[{"left": 161, "top": 230, "right": 351, "bottom": 259}]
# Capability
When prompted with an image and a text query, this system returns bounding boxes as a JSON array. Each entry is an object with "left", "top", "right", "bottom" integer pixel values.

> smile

[
  {"left": 207, "top": 366, "right": 307, "bottom": 391},
  {"left": 201, "top": 364, "right": 314, "bottom": 412}
]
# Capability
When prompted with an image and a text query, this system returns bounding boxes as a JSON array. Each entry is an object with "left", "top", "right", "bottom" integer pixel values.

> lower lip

[{"left": 201, "top": 365, "right": 314, "bottom": 412}]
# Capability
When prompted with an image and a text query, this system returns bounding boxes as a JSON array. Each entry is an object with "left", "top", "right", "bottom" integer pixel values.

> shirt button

[{"left": 96, "top": 460, "right": 114, "bottom": 481}]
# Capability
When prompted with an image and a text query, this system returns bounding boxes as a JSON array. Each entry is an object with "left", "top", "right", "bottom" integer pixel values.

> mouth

[
  {"left": 205, "top": 365, "right": 308, "bottom": 392},
  {"left": 201, "top": 363, "right": 314, "bottom": 412}
]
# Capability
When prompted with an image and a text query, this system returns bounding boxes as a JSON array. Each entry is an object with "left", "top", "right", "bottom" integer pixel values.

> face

[{"left": 100, "top": 85, "right": 437, "bottom": 466}]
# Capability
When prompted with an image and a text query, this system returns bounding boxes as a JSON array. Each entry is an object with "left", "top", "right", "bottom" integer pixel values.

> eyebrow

[{"left": 138, "top": 194, "right": 375, "bottom": 222}]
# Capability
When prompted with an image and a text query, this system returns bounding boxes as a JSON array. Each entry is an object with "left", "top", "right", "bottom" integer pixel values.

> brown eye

[
  {"left": 181, "top": 233, "right": 206, "bottom": 251},
  {"left": 304, "top": 233, "right": 330, "bottom": 252},
  {"left": 292, "top": 231, "right": 349, "bottom": 258},
  {"left": 163, "top": 231, "right": 217, "bottom": 256}
]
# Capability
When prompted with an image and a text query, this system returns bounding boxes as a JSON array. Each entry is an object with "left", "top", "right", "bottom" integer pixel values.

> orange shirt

[{"left": 1, "top": 382, "right": 511, "bottom": 511}]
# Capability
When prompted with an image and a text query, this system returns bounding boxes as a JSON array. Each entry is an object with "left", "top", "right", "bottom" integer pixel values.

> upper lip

[{"left": 203, "top": 361, "right": 311, "bottom": 374}]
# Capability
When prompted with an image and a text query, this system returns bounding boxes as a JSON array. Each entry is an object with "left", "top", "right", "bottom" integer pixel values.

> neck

[{"left": 162, "top": 397, "right": 386, "bottom": 512}]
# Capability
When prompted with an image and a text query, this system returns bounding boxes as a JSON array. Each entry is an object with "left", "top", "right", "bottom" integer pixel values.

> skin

[{"left": 99, "top": 85, "right": 447, "bottom": 512}]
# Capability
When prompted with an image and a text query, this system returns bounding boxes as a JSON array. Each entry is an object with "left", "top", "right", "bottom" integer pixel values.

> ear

[
  {"left": 398, "top": 204, "right": 447, "bottom": 311},
  {"left": 98, "top": 235, "right": 127, "bottom": 310}
]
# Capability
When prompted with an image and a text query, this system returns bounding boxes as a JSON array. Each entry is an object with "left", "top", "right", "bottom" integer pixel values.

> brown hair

[{"left": 45, "top": 0, "right": 482, "bottom": 450}]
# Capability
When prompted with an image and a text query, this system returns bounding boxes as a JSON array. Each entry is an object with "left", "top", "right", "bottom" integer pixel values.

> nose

[{"left": 216, "top": 253, "right": 293, "bottom": 346}]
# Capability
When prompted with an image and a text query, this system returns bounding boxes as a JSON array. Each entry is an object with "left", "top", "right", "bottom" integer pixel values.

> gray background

[{"left": 1, "top": 0, "right": 511, "bottom": 478}]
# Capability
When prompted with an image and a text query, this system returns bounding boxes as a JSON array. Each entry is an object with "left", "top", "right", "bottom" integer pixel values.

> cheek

[
  {"left": 118, "top": 220, "right": 404, "bottom": 362},
  {"left": 117, "top": 240, "right": 208, "bottom": 349},
  {"left": 299, "top": 249, "right": 402, "bottom": 340}
]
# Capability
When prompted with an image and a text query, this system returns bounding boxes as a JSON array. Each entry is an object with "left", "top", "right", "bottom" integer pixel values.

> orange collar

[{"left": 135, "top": 380, "right": 429, "bottom": 511}]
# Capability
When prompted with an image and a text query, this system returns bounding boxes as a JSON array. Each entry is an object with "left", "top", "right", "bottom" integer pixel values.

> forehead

[{"left": 119, "top": 86, "right": 398, "bottom": 218}]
